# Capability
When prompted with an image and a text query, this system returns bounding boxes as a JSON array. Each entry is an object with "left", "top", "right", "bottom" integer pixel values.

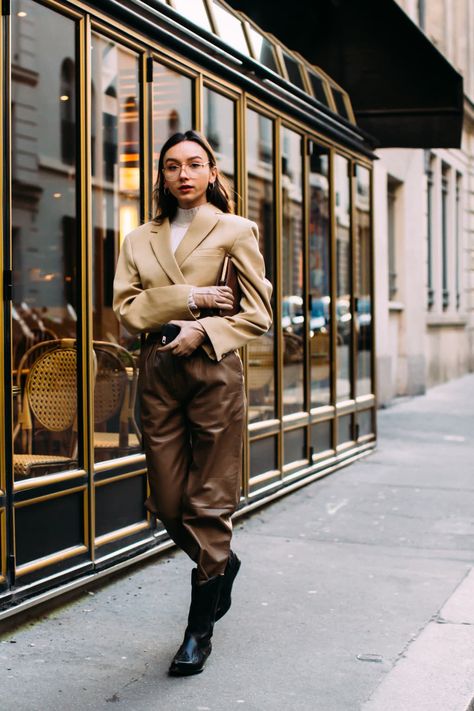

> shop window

[
  {"left": 354, "top": 165, "right": 373, "bottom": 397},
  {"left": 203, "top": 87, "right": 235, "bottom": 197},
  {"left": 247, "top": 109, "right": 276, "bottom": 424},
  {"left": 60, "top": 59, "right": 76, "bottom": 165},
  {"left": 281, "top": 127, "right": 305, "bottom": 415},
  {"left": 11, "top": 1, "right": 80, "bottom": 480},
  {"left": 211, "top": 1, "right": 250, "bottom": 55},
  {"left": 91, "top": 33, "right": 142, "bottom": 464},
  {"left": 309, "top": 144, "right": 331, "bottom": 408},
  {"left": 334, "top": 155, "right": 352, "bottom": 402},
  {"left": 152, "top": 62, "right": 193, "bottom": 163}
]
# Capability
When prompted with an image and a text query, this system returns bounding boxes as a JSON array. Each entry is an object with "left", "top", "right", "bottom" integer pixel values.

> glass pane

[
  {"left": 203, "top": 87, "right": 235, "bottom": 197},
  {"left": 250, "top": 437, "right": 277, "bottom": 478},
  {"left": 281, "top": 127, "right": 305, "bottom": 415},
  {"left": 308, "top": 72, "right": 329, "bottom": 106},
  {"left": 172, "top": 0, "right": 212, "bottom": 32},
  {"left": 212, "top": 2, "right": 250, "bottom": 55},
  {"left": 284, "top": 428, "right": 305, "bottom": 466},
  {"left": 11, "top": 2, "right": 80, "bottom": 480},
  {"left": 247, "top": 26, "right": 280, "bottom": 74},
  {"left": 310, "top": 420, "right": 332, "bottom": 454},
  {"left": 91, "top": 34, "right": 142, "bottom": 463},
  {"left": 334, "top": 155, "right": 352, "bottom": 402},
  {"left": 152, "top": 62, "right": 193, "bottom": 163},
  {"left": 309, "top": 146, "right": 331, "bottom": 408},
  {"left": 282, "top": 52, "right": 305, "bottom": 91},
  {"left": 246, "top": 110, "right": 276, "bottom": 424},
  {"left": 337, "top": 414, "right": 353, "bottom": 445},
  {"left": 332, "top": 88, "right": 350, "bottom": 120},
  {"left": 358, "top": 409, "right": 373, "bottom": 437},
  {"left": 354, "top": 165, "right": 372, "bottom": 396}
]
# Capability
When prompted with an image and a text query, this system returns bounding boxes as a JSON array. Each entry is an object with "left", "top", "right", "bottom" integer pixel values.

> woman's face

[{"left": 162, "top": 140, "right": 217, "bottom": 209}]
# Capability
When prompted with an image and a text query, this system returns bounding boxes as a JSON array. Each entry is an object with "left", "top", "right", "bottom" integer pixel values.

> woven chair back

[
  {"left": 26, "top": 342, "right": 77, "bottom": 432},
  {"left": 93, "top": 347, "right": 127, "bottom": 425}
]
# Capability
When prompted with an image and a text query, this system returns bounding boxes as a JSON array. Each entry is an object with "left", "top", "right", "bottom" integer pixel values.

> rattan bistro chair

[
  {"left": 92, "top": 341, "right": 141, "bottom": 458},
  {"left": 13, "top": 338, "right": 79, "bottom": 479},
  {"left": 13, "top": 339, "right": 142, "bottom": 477}
]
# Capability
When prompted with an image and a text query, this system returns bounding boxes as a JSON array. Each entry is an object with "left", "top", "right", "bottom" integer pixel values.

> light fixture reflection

[
  {"left": 60, "top": 95, "right": 70, "bottom": 102},
  {"left": 17, "top": 11, "right": 27, "bottom": 17},
  {"left": 119, "top": 205, "right": 138, "bottom": 247}
]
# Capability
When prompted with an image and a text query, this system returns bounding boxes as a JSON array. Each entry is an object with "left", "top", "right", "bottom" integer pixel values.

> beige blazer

[{"left": 113, "top": 203, "right": 273, "bottom": 361}]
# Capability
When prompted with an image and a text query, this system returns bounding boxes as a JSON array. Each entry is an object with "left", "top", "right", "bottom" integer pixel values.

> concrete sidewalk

[{"left": 1, "top": 375, "right": 474, "bottom": 711}]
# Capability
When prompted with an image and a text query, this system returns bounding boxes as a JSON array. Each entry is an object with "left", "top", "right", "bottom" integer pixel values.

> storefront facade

[{"left": 0, "top": 0, "right": 375, "bottom": 615}]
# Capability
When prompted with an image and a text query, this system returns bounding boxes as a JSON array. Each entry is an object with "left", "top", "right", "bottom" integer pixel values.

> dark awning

[{"left": 227, "top": 0, "right": 463, "bottom": 148}]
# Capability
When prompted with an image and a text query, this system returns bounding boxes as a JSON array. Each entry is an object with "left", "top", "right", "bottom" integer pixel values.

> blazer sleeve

[
  {"left": 113, "top": 234, "right": 196, "bottom": 335},
  {"left": 199, "top": 222, "right": 273, "bottom": 361}
]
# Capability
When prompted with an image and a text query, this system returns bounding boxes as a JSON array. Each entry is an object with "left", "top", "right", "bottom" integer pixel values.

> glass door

[{"left": 9, "top": 0, "right": 91, "bottom": 582}]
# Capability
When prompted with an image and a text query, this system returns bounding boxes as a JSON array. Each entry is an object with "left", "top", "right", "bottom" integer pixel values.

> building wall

[{"left": 375, "top": 0, "right": 474, "bottom": 405}]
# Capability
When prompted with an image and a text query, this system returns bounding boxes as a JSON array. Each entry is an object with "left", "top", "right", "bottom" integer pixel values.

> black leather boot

[
  {"left": 169, "top": 570, "right": 223, "bottom": 676},
  {"left": 215, "top": 550, "right": 241, "bottom": 621}
]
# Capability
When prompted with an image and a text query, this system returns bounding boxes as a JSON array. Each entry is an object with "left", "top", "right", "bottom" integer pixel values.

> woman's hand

[
  {"left": 192, "top": 286, "right": 234, "bottom": 311},
  {"left": 158, "top": 320, "right": 206, "bottom": 357}
]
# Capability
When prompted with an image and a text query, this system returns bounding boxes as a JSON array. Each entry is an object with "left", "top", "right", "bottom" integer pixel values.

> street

[{"left": 1, "top": 374, "right": 474, "bottom": 711}]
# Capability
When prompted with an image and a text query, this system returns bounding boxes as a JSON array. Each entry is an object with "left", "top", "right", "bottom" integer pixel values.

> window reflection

[
  {"left": 152, "top": 63, "right": 193, "bottom": 159},
  {"left": 281, "top": 127, "right": 304, "bottom": 415},
  {"left": 309, "top": 146, "right": 331, "bottom": 407},
  {"left": 246, "top": 110, "right": 276, "bottom": 423},
  {"left": 203, "top": 87, "right": 235, "bottom": 195},
  {"left": 173, "top": 0, "right": 212, "bottom": 32},
  {"left": 211, "top": 2, "right": 250, "bottom": 56},
  {"left": 247, "top": 26, "right": 280, "bottom": 74},
  {"left": 354, "top": 165, "right": 372, "bottom": 397},
  {"left": 91, "top": 34, "right": 142, "bottom": 463},
  {"left": 334, "top": 155, "right": 352, "bottom": 402},
  {"left": 11, "top": 1, "right": 79, "bottom": 479},
  {"left": 282, "top": 52, "right": 305, "bottom": 91}
]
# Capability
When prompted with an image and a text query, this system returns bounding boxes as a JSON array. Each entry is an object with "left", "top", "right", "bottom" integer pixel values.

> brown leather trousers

[{"left": 139, "top": 338, "right": 245, "bottom": 581}]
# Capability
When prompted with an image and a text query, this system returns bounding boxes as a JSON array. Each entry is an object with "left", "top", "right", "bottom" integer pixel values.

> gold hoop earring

[
  {"left": 208, "top": 182, "right": 216, "bottom": 191},
  {"left": 164, "top": 187, "right": 170, "bottom": 196}
]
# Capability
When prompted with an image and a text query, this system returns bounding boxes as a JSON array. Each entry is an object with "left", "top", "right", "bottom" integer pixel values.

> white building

[{"left": 375, "top": 0, "right": 474, "bottom": 404}]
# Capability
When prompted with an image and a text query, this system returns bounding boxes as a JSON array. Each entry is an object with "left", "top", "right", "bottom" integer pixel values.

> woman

[{"left": 113, "top": 130, "right": 272, "bottom": 676}]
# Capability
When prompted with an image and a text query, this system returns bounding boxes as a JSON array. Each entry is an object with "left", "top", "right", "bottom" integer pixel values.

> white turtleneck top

[
  {"left": 170, "top": 205, "right": 200, "bottom": 254},
  {"left": 170, "top": 205, "right": 203, "bottom": 313}
]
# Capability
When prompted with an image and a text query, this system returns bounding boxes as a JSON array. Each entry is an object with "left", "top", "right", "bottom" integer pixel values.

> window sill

[
  {"left": 388, "top": 300, "right": 404, "bottom": 312},
  {"left": 426, "top": 313, "right": 468, "bottom": 328}
]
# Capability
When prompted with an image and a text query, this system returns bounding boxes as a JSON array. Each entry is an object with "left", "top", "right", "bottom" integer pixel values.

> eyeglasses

[{"left": 162, "top": 161, "right": 211, "bottom": 181}]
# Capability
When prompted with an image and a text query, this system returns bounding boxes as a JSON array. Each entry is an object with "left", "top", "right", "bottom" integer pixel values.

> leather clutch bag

[{"left": 217, "top": 254, "right": 241, "bottom": 317}]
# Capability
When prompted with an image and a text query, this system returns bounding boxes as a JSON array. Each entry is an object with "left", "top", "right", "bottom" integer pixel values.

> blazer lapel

[
  {"left": 148, "top": 220, "right": 186, "bottom": 285},
  {"left": 174, "top": 203, "right": 221, "bottom": 267}
]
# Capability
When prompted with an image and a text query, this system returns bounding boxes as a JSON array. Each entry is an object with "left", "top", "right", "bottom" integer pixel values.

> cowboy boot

[
  {"left": 215, "top": 550, "right": 241, "bottom": 621},
  {"left": 169, "top": 569, "right": 223, "bottom": 676}
]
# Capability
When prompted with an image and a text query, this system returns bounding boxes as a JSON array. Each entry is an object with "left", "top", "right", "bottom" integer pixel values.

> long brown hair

[{"left": 152, "top": 130, "right": 234, "bottom": 224}]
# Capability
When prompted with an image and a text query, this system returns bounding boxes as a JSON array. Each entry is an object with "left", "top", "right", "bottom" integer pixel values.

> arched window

[{"left": 60, "top": 58, "right": 76, "bottom": 165}]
